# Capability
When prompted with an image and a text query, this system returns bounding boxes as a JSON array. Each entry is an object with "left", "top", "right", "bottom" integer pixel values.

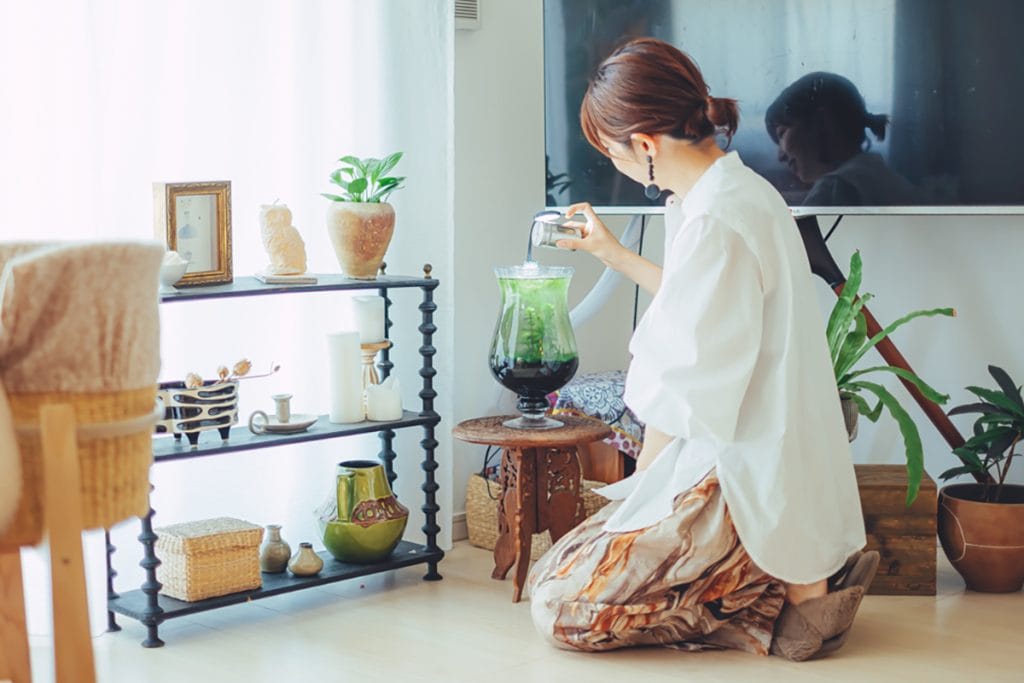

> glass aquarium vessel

[{"left": 489, "top": 263, "right": 579, "bottom": 429}]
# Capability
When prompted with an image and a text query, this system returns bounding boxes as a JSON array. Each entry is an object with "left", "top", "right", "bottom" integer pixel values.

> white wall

[
  {"left": 451, "top": 0, "right": 1024, "bottom": 526},
  {"left": 452, "top": 0, "right": 649, "bottom": 521},
  {"left": 820, "top": 215, "right": 1024, "bottom": 486}
]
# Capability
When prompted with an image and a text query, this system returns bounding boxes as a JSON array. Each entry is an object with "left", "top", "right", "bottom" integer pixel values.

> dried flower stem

[{"left": 230, "top": 361, "right": 280, "bottom": 382}]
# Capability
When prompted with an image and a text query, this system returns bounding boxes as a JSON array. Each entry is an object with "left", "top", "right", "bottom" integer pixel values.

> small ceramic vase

[
  {"left": 259, "top": 524, "right": 291, "bottom": 573},
  {"left": 287, "top": 542, "right": 324, "bottom": 577}
]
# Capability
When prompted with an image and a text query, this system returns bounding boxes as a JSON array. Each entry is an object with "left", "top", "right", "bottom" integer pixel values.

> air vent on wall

[{"left": 455, "top": 0, "right": 480, "bottom": 30}]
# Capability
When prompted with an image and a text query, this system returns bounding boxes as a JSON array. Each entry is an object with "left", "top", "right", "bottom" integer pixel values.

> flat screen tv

[{"left": 544, "top": 0, "right": 1024, "bottom": 215}]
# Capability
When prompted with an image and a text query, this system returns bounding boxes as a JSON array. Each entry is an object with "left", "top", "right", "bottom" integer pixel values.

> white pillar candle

[
  {"left": 352, "top": 295, "right": 386, "bottom": 343},
  {"left": 326, "top": 331, "right": 365, "bottom": 423},
  {"left": 366, "top": 376, "right": 403, "bottom": 421}
]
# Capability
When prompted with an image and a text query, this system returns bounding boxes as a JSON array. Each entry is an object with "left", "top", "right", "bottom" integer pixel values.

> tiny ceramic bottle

[
  {"left": 259, "top": 524, "right": 291, "bottom": 574},
  {"left": 288, "top": 542, "right": 324, "bottom": 577}
]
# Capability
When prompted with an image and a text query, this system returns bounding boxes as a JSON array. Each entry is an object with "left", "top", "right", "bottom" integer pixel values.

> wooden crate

[{"left": 856, "top": 464, "right": 937, "bottom": 595}]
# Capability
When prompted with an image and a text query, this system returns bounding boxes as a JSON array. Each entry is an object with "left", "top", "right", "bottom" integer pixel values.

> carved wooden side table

[{"left": 453, "top": 415, "right": 612, "bottom": 602}]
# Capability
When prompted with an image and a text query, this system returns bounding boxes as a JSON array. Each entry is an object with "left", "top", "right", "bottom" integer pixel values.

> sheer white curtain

[{"left": 0, "top": 0, "right": 454, "bottom": 636}]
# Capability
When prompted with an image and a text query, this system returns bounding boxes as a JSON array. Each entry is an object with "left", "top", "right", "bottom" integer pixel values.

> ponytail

[
  {"left": 865, "top": 112, "right": 889, "bottom": 142},
  {"left": 707, "top": 96, "right": 740, "bottom": 146}
]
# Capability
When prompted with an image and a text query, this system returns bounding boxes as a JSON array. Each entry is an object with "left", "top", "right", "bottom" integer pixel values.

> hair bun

[{"left": 706, "top": 95, "right": 740, "bottom": 138}]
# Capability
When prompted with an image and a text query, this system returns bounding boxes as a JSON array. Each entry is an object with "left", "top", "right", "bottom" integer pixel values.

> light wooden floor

[{"left": 22, "top": 542, "right": 1024, "bottom": 683}]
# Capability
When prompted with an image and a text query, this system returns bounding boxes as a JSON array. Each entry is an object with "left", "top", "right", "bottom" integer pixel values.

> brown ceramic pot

[
  {"left": 325, "top": 202, "right": 395, "bottom": 279},
  {"left": 937, "top": 483, "right": 1024, "bottom": 593}
]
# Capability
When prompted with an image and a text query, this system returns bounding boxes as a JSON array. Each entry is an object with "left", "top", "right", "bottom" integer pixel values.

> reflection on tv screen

[{"left": 544, "top": 0, "right": 1024, "bottom": 212}]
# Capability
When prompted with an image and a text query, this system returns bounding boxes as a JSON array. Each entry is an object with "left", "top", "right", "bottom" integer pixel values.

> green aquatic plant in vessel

[{"left": 489, "top": 264, "right": 578, "bottom": 429}]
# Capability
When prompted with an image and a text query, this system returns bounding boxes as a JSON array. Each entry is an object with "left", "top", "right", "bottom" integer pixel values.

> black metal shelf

[
  {"left": 107, "top": 270, "right": 443, "bottom": 647},
  {"left": 153, "top": 412, "right": 440, "bottom": 462},
  {"left": 160, "top": 274, "right": 433, "bottom": 303},
  {"left": 109, "top": 542, "right": 444, "bottom": 621}
]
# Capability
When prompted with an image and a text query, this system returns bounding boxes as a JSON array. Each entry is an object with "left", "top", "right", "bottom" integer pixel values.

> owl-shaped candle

[{"left": 259, "top": 202, "right": 308, "bottom": 275}]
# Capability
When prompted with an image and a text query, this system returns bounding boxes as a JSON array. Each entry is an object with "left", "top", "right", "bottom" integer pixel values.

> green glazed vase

[{"left": 320, "top": 460, "right": 408, "bottom": 563}]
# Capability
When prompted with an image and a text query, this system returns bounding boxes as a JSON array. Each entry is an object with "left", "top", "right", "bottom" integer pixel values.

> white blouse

[{"left": 596, "top": 152, "right": 866, "bottom": 585}]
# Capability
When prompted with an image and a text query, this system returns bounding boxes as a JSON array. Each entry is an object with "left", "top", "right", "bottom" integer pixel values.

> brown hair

[
  {"left": 580, "top": 37, "right": 739, "bottom": 156},
  {"left": 765, "top": 71, "right": 888, "bottom": 147}
]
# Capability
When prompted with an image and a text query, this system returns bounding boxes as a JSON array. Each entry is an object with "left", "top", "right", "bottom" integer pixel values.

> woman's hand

[
  {"left": 558, "top": 201, "right": 663, "bottom": 295},
  {"left": 557, "top": 202, "right": 628, "bottom": 269}
]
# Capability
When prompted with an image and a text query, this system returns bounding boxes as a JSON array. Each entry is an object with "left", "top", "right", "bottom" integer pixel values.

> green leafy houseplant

[
  {"left": 826, "top": 251, "right": 955, "bottom": 505},
  {"left": 321, "top": 152, "right": 405, "bottom": 204},
  {"left": 941, "top": 365, "right": 1022, "bottom": 502}
]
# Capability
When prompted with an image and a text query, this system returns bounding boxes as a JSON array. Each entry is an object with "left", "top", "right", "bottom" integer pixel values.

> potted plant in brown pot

[
  {"left": 938, "top": 365, "right": 1024, "bottom": 592},
  {"left": 322, "top": 152, "right": 405, "bottom": 279}
]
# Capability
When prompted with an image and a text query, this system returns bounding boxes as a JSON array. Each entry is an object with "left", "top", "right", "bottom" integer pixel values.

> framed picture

[{"left": 154, "top": 181, "right": 233, "bottom": 286}]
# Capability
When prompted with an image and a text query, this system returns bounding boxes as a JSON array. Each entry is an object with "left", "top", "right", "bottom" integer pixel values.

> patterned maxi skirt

[{"left": 527, "top": 470, "right": 785, "bottom": 654}]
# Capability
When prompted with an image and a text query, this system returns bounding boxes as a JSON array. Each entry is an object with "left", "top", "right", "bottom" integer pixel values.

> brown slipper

[
  {"left": 842, "top": 550, "right": 881, "bottom": 593},
  {"left": 815, "top": 550, "right": 880, "bottom": 657},
  {"left": 771, "top": 586, "right": 865, "bottom": 661},
  {"left": 827, "top": 551, "right": 863, "bottom": 592},
  {"left": 772, "top": 551, "right": 880, "bottom": 662}
]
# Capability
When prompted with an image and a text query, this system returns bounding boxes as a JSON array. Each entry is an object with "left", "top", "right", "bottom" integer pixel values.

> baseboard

[{"left": 452, "top": 511, "right": 468, "bottom": 542}]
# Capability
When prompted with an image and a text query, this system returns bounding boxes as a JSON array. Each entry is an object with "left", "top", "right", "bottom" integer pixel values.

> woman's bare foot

[
  {"left": 784, "top": 579, "right": 827, "bottom": 605},
  {"left": 635, "top": 426, "right": 672, "bottom": 471}
]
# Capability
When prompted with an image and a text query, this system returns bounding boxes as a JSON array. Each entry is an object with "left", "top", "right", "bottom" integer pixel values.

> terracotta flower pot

[
  {"left": 325, "top": 202, "right": 395, "bottom": 279},
  {"left": 937, "top": 483, "right": 1024, "bottom": 593}
]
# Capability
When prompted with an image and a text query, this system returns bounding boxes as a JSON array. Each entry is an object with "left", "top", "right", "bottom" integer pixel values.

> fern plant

[
  {"left": 321, "top": 152, "right": 405, "bottom": 204},
  {"left": 827, "top": 251, "right": 955, "bottom": 505}
]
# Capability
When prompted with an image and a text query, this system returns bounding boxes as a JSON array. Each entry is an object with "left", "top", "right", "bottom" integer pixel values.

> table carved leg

[
  {"left": 511, "top": 448, "right": 538, "bottom": 602},
  {"left": 491, "top": 447, "right": 538, "bottom": 602},
  {"left": 492, "top": 447, "right": 517, "bottom": 582},
  {"left": 537, "top": 447, "right": 583, "bottom": 543}
]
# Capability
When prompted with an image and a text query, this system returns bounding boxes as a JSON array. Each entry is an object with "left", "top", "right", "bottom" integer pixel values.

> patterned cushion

[{"left": 550, "top": 371, "right": 644, "bottom": 460}]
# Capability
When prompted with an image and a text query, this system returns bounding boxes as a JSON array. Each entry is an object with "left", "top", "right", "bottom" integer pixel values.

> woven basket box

[
  {"left": 155, "top": 517, "right": 263, "bottom": 602},
  {"left": 465, "top": 474, "right": 610, "bottom": 561}
]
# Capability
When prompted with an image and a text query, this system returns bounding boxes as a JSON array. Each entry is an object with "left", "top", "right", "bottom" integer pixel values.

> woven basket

[
  {"left": 465, "top": 473, "right": 610, "bottom": 561},
  {"left": 155, "top": 517, "right": 263, "bottom": 602},
  {"left": 0, "top": 386, "right": 157, "bottom": 550}
]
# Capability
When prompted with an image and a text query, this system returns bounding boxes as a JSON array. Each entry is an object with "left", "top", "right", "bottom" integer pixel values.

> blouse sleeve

[{"left": 624, "top": 215, "right": 765, "bottom": 442}]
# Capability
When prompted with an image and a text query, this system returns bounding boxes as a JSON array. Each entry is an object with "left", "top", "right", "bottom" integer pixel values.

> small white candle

[
  {"left": 366, "top": 376, "right": 403, "bottom": 421},
  {"left": 352, "top": 295, "right": 386, "bottom": 343},
  {"left": 326, "top": 331, "right": 365, "bottom": 423}
]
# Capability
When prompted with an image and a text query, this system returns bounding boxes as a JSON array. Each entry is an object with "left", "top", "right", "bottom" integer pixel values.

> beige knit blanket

[{"left": 0, "top": 241, "right": 163, "bottom": 535}]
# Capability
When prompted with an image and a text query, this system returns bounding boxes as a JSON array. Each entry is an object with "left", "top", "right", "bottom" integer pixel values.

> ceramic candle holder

[{"left": 272, "top": 393, "right": 292, "bottom": 423}]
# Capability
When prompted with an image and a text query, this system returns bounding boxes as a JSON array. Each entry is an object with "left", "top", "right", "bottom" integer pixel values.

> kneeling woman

[{"left": 527, "top": 38, "right": 878, "bottom": 661}]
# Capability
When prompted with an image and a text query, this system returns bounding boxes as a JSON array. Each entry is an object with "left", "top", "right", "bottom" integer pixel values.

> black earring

[{"left": 644, "top": 154, "right": 661, "bottom": 200}]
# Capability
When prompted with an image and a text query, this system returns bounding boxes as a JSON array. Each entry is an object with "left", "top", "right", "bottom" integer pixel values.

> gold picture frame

[{"left": 154, "top": 181, "right": 233, "bottom": 286}]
